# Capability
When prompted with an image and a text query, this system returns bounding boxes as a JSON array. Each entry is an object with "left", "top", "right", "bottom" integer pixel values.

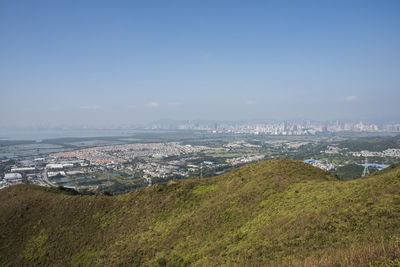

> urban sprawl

[{"left": 1, "top": 121, "right": 400, "bottom": 193}]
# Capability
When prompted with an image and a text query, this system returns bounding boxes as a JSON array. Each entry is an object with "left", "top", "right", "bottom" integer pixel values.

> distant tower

[
  {"left": 199, "top": 163, "right": 203, "bottom": 179},
  {"left": 362, "top": 158, "right": 370, "bottom": 177}
]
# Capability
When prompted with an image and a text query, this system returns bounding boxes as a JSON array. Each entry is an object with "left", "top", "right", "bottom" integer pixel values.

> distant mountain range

[{"left": 0, "top": 159, "right": 399, "bottom": 266}]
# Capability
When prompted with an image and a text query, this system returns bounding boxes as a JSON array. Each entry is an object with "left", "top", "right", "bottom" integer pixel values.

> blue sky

[{"left": 1, "top": 0, "right": 399, "bottom": 127}]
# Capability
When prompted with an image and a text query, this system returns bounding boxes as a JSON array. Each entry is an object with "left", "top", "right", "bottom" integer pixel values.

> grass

[
  {"left": 0, "top": 158, "right": 399, "bottom": 266},
  {"left": 192, "top": 184, "right": 218, "bottom": 195}
]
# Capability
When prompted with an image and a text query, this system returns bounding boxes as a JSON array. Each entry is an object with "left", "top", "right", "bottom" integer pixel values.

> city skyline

[{"left": 1, "top": 1, "right": 400, "bottom": 127}]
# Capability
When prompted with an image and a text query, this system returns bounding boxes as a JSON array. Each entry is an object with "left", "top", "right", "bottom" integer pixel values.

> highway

[{"left": 42, "top": 168, "right": 57, "bottom": 187}]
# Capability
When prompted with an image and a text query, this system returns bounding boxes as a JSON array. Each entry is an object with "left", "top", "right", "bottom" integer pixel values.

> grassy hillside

[{"left": 0, "top": 159, "right": 399, "bottom": 266}]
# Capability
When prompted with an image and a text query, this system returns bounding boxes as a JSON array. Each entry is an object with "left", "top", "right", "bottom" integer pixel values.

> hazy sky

[{"left": 1, "top": 0, "right": 399, "bottom": 127}]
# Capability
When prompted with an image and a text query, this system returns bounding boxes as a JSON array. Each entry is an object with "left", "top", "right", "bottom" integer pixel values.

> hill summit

[{"left": 0, "top": 159, "right": 399, "bottom": 266}]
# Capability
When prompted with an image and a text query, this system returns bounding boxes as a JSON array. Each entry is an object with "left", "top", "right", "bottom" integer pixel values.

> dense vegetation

[
  {"left": 333, "top": 164, "right": 365, "bottom": 180},
  {"left": 338, "top": 135, "right": 400, "bottom": 152},
  {"left": 0, "top": 159, "right": 399, "bottom": 266}
]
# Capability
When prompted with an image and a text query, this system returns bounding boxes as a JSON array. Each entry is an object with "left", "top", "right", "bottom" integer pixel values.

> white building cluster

[
  {"left": 0, "top": 173, "right": 23, "bottom": 189},
  {"left": 350, "top": 148, "right": 400, "bottom": 158},
  {"left": 226, "top": 155, "right": 265, "bottom": 166}
]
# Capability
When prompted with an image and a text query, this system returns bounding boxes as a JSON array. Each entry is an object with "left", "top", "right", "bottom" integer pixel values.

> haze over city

[
  {"left": 2, "top": 2, "right": 400, "bottom": 266},
  {"left": 1, "top": 0, "right": 399, "bottom": 128}
]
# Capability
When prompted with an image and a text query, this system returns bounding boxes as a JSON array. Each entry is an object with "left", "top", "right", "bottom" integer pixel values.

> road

[{"left": 42, "top": 167, "right": 57, "bottom": 187}]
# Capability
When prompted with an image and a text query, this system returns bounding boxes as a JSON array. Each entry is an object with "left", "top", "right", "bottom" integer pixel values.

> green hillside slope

[{"left": 0, "top": 159, "right": 399, "bottom": 266}]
